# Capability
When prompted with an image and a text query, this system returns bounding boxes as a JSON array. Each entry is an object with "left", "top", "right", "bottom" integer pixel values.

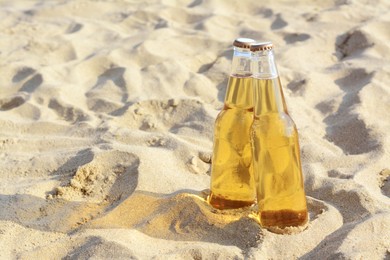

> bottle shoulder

[
  {"left": 215, "top": 106, "right": 254, "bottom": 128},
  {"left": 216, "top": 106, "right": 253, "bottom": 117},
  {"left": 253, "top": 112, "right": 296, "bottom": 129}
]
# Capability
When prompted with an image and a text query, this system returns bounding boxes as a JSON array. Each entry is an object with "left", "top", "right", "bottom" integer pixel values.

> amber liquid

[
  {"left": 209, "top": 75, "right": 256, "bottom": 209},
  {"left": 251, "top": 77, "right": 308, "bottom": 229}
]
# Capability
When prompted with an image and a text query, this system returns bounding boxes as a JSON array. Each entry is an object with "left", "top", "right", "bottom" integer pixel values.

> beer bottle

[
  {"left": 208, "top": 38, "right": 257, "bottom": 209},
  {"left": 250, "top": 42, "right": 308, "bottom": 231}
]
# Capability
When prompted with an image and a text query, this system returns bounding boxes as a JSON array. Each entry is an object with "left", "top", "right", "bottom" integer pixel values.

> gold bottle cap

[
  {"left": 250, "top": 42, "right": 273, "bottom": 51},
  {"left": 233, "top": 38, "right": 256, "bottom": 49}
]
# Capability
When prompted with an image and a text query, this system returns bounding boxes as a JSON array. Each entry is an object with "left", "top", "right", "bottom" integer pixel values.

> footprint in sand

[
  {"left": 271, "top": 13, "right": 288, "bottom": 30},
  {"left": 49, "top": 98, "right": 90, "bottom": 123},
  {"left": 53, "top": 150, "right": 140, "bottom": 204},
  {"left": 154, "top": 18, "right": 168, "bottom": 29},
  {"left": 66, "top": 22, "right": 83, "bottom": 34},
  {"left": 258, "top": 7, "right": 273, "bottom": 18},
  {"left": 302, "top": 12, "right": 318, "bottom": 22},
  {"left": 315, "top": 100, "right": 335, "bottom": 115},
  {"left": 287, "top": 78, "right": 307, "bottom": 95},
  {"left": 327, "top": 169, "right": 352, "bottom": 179},
  {"left": 283, "top": 33, "right": 311, "bottom": 44},
  {"left": 0, "top": 93, "right": 29, "bottom": 111},
  {"left": 335, "top": 29, "right": 374, "bottom": 60},
  {"left": 85, "top": 66, "right": 128, "bottom": 114},
  {"left": 322, "top": 68, "right": 379, "bottom": 155},
  {"left": 188, "top": 0, "right": 202, "bottom": 8},
  {"left": 12, "top": 67, "right": 36, "bottom": 83},
  {"left": 18, "top": 72, "right": 43, "bottom": 93}
]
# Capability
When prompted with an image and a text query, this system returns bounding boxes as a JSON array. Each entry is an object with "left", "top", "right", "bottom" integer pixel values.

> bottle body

[
  {"left": 209, "top": 75, "right": 256, "bottom": 209},
  {"left": 250, "top": 47, "right": 308, "bottom": 230},
  {"left": 252, "top": 78, "right": 307, "bottom": 228}
]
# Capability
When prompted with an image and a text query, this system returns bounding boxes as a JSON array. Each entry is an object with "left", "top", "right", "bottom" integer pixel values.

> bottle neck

[
  {"left": 223, "top": 47, "right": 253, "bottom": 109},
  {"left": 230, "top": 47, "right": 252, "bottom": 77},
  {"left": 251, "top": 50, "right": 287, "bottom": 116},
  {"left": 251, "top": 49, "right": 278, "bottom": 79}
]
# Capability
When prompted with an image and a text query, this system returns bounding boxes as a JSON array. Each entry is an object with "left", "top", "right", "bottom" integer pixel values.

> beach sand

[{"left": 0, "top": 0, "right": 389, "bottom": 259}]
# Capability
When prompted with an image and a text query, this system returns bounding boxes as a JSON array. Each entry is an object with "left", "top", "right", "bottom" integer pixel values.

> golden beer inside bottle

[
  {"left": 252, "top": 77, "right": 308, "bottom": 229},
  {"left": 209, "top": 75, "right": 256, "bottom": 209}
]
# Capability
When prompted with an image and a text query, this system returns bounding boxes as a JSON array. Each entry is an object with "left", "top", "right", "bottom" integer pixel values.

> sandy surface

[{"left": 1, "top": 0, "right": 390, "bottom": 259}]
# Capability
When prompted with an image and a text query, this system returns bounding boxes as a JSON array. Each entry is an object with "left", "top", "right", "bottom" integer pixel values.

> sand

[{"left": 1, "top": 0, "right": 390, "bottom": 259}]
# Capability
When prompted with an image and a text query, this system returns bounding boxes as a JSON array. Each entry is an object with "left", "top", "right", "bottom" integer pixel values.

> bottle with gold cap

[
  {"left": 208, "top": 38, "right": 257, "bottom": 209},
  {"left": 250, "top": 42, "right": 308, "bottom": 232}
]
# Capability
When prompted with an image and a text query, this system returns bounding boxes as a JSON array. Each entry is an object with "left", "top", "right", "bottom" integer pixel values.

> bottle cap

[
  {"left": 233, "top": 38, "right": 256, "bottom": 49},
  {"left": 250, "top": 42, "right": 273, "bottom": 51}
]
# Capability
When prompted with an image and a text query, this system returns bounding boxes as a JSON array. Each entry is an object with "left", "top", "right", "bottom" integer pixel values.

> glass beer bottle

[
  {"left": 250, "top": 42, "right": 308, "bottom": 231},
  {"left": 208, "top": 38, "right": 257, "bottom": 209}
]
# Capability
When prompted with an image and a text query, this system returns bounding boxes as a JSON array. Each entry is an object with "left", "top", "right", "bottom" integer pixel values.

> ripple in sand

[{"left": 379, "top": 169, "right": 390, "bottom": 198}]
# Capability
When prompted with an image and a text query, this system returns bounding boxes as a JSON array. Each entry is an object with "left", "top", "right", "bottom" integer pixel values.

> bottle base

[
  {"left": 259, "top": 209, "right": 308, "bottom": 234},
  {"left": 208, "top": 193, "right": 255, "bottom": 210}
]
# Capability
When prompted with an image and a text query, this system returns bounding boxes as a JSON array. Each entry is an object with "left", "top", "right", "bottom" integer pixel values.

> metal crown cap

[
  {"left": 250, "top": 42, "right": 273, "bottom": 51},
  {"left": 233, "top": 38, "right": 256, "bottom": 49}
]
